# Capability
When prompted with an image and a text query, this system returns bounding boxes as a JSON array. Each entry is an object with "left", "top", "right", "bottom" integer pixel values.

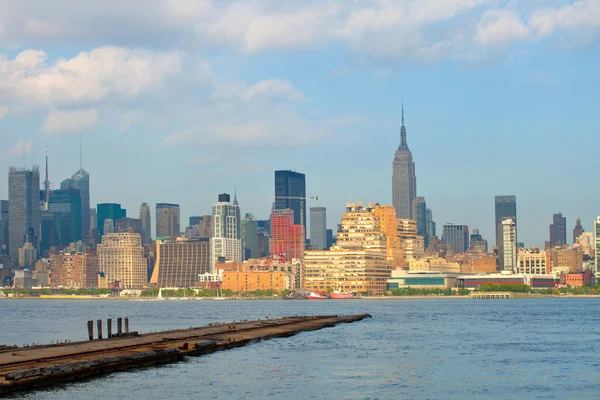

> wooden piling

[
  {"left": 117, "top": 318, "right": 122, "bottom": 335},
  {"left": 107, "top": 319, "right": 112, "bottom": 339},
  {"left": 124, "top": 318, "right": 129, "bottom": 334},
  {"left": 86, "top": 321, "right": 93, "bottom": 341},
  {"left": 96, "top": 320, "right": 102, "bottom": 340}
]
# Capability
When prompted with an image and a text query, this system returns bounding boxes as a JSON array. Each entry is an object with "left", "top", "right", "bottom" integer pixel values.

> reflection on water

[{"left": 2, "top": 298, "right": 599, "bottom": 400}]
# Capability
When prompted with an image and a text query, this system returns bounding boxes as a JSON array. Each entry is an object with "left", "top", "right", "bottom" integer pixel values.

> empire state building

[{"left": 392, "top": 107, "right": 417, "bottom": 219}]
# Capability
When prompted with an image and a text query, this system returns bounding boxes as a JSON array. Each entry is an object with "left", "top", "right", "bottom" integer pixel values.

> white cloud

[
  {"left": 474, "top": 10, "right": 530, "bottom": 45},
  {"left": 118, "top": 111, "right": 142, "bottom": 132},
  {"left": 42, "top": 109, "right": 99, "bottom": 134},
  {"left": 530, "top": 0, "right": 600, "bottom": 38},
  {"left": 4, "top": 139, "right": 33, "bottom": 157},
  {"left": 242, "top": 79, "right": 303, "bottom": 101}
]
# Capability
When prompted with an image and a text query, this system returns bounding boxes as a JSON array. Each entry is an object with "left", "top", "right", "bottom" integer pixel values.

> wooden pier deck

[{"left": 0, "top": 314, "right": 370, "bottom": 395}]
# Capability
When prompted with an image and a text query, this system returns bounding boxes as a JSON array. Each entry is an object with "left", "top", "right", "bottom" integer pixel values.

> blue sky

[{"left": 0, "top": 0, "right": 598, "bottom": 246}]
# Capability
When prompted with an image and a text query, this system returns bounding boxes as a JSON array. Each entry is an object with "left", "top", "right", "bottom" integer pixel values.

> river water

[{"left": 2, "top": 298, "right": 599, "bottom": 399}]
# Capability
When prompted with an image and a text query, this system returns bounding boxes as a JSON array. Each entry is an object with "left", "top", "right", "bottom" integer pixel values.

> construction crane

[{"left": 264, "top": 195, "right": 318, "bottom": 231}]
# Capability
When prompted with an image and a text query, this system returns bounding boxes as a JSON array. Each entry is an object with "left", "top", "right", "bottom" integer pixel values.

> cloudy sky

[{"left": 0, "top": 0, "right": 598, "bottom": 246}]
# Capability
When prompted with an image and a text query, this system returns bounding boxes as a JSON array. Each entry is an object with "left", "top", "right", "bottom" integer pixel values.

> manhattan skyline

[{"left": 0, "top": 1, "right": 598, "bottom": 247}]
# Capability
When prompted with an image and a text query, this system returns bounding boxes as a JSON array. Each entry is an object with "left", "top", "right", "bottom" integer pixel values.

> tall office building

[
  {"left": 412, "top": 197, "right": 427, "bottom": 248},
  {"left": 241, "top": 213, "right": 258, "bottom": 259},
  {"left": 549, "top": 213, "right": 567, "bottom": 246},
  {"left": 500, "top": 218, "right": 517, "bottom": 272},
  {"left": 116, "top": 217, "right": 143, "bottom": 236},
  {"left": 494, "top": 195, "right": 517, "bottom": 250},
  {"left": 189, "top": 216, "right": 203, "bottom": 226},
  {"left": 156, "top": 203, "right": 180, "bottom": 238},
  {"left": 310, "top": 207, "right": 327, "bottom": 250},
  {"left": 0, "top": 200, "right": 8, "bottom": 255},
  {"left": 60, "top": 168, "right": 90, "bottom": 238},
  {"left": 274, "top": 170, "right": 306, "bottom": 231},
  {"left": 573, "top": 218, "right": 584, "bottom": 244},
  {"left": 426, "top": 208, "right": 436, "bottom": 239},
  {"left": 40, "top": 210, "right": 61, "bottom": 256},
  {"left": 98, "top": 232, "right": 146, "bottom": 288},
  {"left": 90, "top": 208, "right": 97, "bottom": 234},
  {"left": 442, "top": 224, "right": 469, "bottom": 254},
  {"left": 8, "top": 166, "right": 41, "bottom": 260},
  {"left": 96, "top": 203, "right": 126, "bottom": 236},
  {"left": 150, "top": 238, "right": 210, "bottom": 287},
  {"left": 470, "top": 229, "right": 488, "bottom": 253},
  {"left": 48, "top": 189, "right": 82, "bottom": 245},
  {"left": 210, "top": 194, "right": 242, "bottom": 271},
  {"left": 139, "top": 203, "right": 152, "bottom": 244},
  {"left": 270, "top": 209, "right": 305, "bottom": 262},
  {"left": 392, "top": 107, "right": 417, "bottom": 219}
]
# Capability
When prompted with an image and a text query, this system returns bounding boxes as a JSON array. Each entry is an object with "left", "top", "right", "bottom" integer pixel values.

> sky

[{"left": 0, "top": 0, "right": 599, "bottom": 247}]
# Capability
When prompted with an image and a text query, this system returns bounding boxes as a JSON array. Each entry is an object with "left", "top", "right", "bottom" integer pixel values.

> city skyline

[{"left": 0, "top": 1, "right": 598, "bottom": 247}]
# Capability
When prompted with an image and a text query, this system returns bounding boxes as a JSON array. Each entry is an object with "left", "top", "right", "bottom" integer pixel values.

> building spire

[
  {"left": 79, "top": 133, "right": 83, "bottom": 170},
  {"left": 233, "top": 186, "right": 239, "bottom": 205},
  {"left": 399, "top": 103, "right": 408, "bottom": 150},
  {"left": 402, "top": 101, "right": 404, "bottom": 126},
  {"left": 44, "top": 142, "right": 50, "bottom": 209}
]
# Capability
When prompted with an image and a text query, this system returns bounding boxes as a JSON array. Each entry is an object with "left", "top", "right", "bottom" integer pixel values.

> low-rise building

[
  {"left": 409, "top": 256, "right": 461, "bottom": 273},
  {"left": 221, "top": 271, "right": 292, "bottom": 293},
  {"left": 387, "top": 270, "right": 458, "bottom": 290},
  {"left": 517, "top": 248, "right": 549, "bottom": 275}
]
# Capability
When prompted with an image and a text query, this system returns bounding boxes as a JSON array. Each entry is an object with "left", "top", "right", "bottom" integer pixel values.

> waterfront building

[
  {"left": 270, "top": 209, "right": 305, "bottom": 263},
  {"left": 0, "top": 200, "right": 8, "bottom": 255},
  {"left": 274, "top": 170, "right": 307, "bottom": 232},
  {"left": 156, "top": 203, "right": 180, "bottom": 238},
  {"left": 97, "top": 233, "right": 146, "bottom": 288},
  {"left": 408, "top": 256, "right": 461, "bottom": 273},
  {"left": 221, "top": 271, "right": 292, "bottom": 293},
  {"left": 139, "top": 203, "right": 152, "bottom": 245},
  {"left": 304, "top": 248, "right": 391, "bottom": 293},
  {"left": 392, "top": 107, "right": 417, "bottom": 219},
  {"left": 549, "top": 213, "right": 567, "bottom": 246},
  {"left": 470, "top": 229, "right": 488, "bottom": 253},
  {"left": 500, "top": 218, "right": 517, "bottom": 272},
  {"left": 412, "top": 197, "right": 427, "bottom": 248},
  {"left": 309, "top": 207, "right": 327, "bottom": 250},
  {"left": 397, "top": 218, "right": 424, "bottom": 267},
  {"left": 563, "top": 270, "right": 593, "bottom": 287},
  {"left": 18, "top": 241, "right": 37, "bottom": 268},
  {"left": 150, "top": 238, "right": 210, "bottom": 288},
  {"left": 48, "top": 189, "right": 82, "bottom": 245},
  {"left": 495, "top": 195, "right": 517, "bottom": 254},
  {"left": 442, "top": 224, "right": 469, "bottom": 254},
  {"left": 573, "top": 218, "right": 584, "bottom": 245},
  {"left": 210, "top": 194, "right": 242, "bottom": 271},
  {"left": 49, "top": 252, "right": 99, "bottom": 289},
  {"left": 595, "top": 217, "right": 600, "bottom": 273},
  {"left": 517, "top": 248, "right": 549, "bottom": 275},
  {"left": 373, "top": 205, "right": 404, "bottom": 268},
  {"left": 60, "top": 168, "right": 90, "bottom": 238},
  {"left": 8, "top": 166, "right": 41, "bottom": 260},
  {"left": 96, "top": 203, "right": 126, "bottom": 236},
  {"left": 548, "top": 245, "right": 583, "bottom": 274},
  {"left": 458, "top": 274, "right": 558, "bottom": 290},
  {"left": 426, "top": 208, "right": 436, "bottom": 239},
  {"left": 241, "top": 213, "right": 258, "bottom": 259},
  {"left": 387, "top": 270, "right": 458, "bottom": 291}
]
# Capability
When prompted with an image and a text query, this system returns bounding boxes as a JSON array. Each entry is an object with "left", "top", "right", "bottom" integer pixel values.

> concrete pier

[
  {"left": 0, "top": 314, "right": 370, "bottom": 395},
  {"left": 470, "top": 292, "right": 512, "bottom": 299}
]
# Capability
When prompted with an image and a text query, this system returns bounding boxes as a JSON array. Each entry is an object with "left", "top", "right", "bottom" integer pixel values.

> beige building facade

[
  {"left": 517, "top": 248, "right": 549, "bottom": 275},
  {"left": 98, "top": 233, "right": 147, "bottom": 288}
]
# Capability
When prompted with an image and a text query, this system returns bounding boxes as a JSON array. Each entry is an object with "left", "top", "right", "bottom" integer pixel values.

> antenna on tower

[
  {"left": 79, "top": 133, "right": 83, "bottom": 170},
  {"left": 44, "top": 142, "right": 51, "bottom": 209},
  {"left": 22, "top": 140, "right": 28, "bottom": 170}
]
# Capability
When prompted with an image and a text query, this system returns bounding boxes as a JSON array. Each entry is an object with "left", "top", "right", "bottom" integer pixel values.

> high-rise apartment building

[
  {"left": 495, "top": 195, "right": 517, "bottom": 250},
  {"left": 96, "top": 203, "right": 126, "bottom": 236},
  {"left": 397, "top": 218, "right": 424, "bottom": 267},
  {"left": 270, "top": 209, "right": 305, "bottom": 262},
  {"left": 573, "top": 218, "right": 584, "bottom": 244},
  {"left": 274, "top": 170, "right": 306, "bottom": 231},
  {"left": 549, "top": 213, "right": 567, "bottom": 246},
  {"left": 50, "top": 252, "right": 99, "bottom": 289},
  {"left": 139, "top": 203, "right": 152, "bottom": 245},
  {"left": 500, "top": 218, "right": 517, "bottom": 272},
  {"left": 98, "top": 232, "right": 146, "bottom": 288},
  {"left": 442, "top": 224, "right": 469, "bottom": 254},
  {"left": 60, "top": 168, "right": 90, "bottom": 238},
  {"left": 150, "top": 238, "right": 210, "bottom": 287},
  {"left": 412, "top": 197, "right": 427, "bottom": 248},
  {"left": 594, "top": 217, "right": 600, "bottom": 274},
  {"left": 310, "top": 207, "right": 327, "bottom": 250},
  {"left": 210, "top": 194, "right": 242, "bottom": 271},
  {"left": 392, "top": 108, "right": 417, "bottom": 219},
  {"left": 241, "top": 213, "right": 258, "bottom": 259},
  {"left": 9, "top": 166, "right": 41, "bottom": 260},
  {"left": 48, "top": 189, "right": 82, "bottom": 245},
  {"left": 156, "top": 203, "right": 180, "bottom": 238}
]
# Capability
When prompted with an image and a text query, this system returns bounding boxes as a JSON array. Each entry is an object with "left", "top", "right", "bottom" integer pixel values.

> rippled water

[{"left": 2, "top": 298, "right": 599, "bottom": 399}]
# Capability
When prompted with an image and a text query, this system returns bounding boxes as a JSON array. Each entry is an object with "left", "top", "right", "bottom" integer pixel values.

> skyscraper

[
  {"left": 500, "top": 218, "right": 517, "bottom": 272},
  {"left": 8, "top": 166, "right": 41, "bottom": 260},
  {"left": 98, "top": 232, "right": 147, "bottom": 288},
  {"left": 274, "top": 170, "right": 306, "bottom": 230},
  {"left": 96, "top": 203, "right": 126, "bottom": 236},
  {"left": 573, "top": 218, "right": 584, "bottom": 243},
  {"left": 241, "top": 213, "right": 258, "bottom": 259},
  {"left": 48, "top": 189, "right": 82, "bottom": 245},
  {"left": 210, "top": 194, "right": 242, "bottom": 271},
  {"left": 426, "top": 208, "right": 436, "bottom": 239},
  {"left": 270, "top": 209, "right": 305, "bottom": 262},
  {"left": 150, "top": 238, "right": 210, "bottom": 288},
  {"left": 0, "top": 200, "right": 8, "bottom": 255},
  {"left": 139, "top": 203, "right": 152, "bottom": 245},
  {"left": 392, "top": 107, "right": 417, "bottom": 219},
  {"left": 494, "top": 195, "right": 517, "bottom": 250},
  {"left": 40, "top": 210, "right": 61, "bottom": 256},
  {"left": 549, "top": 213, "right": 567, "bottom": 246},
  {"left": 156, "top": 203, "right": 180, "bottom": 238},
  {"left": 310, "top": 207, "right": 327, "bottom": 250},
  {"left": 61, "top": 168, "right": 90, "bottom": 238},
  {"left": 442, "top": 224, "right": 469, "bottom": 254},
  {"left": 412, "top": 197, "right": 427, "bottom": 248}
]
